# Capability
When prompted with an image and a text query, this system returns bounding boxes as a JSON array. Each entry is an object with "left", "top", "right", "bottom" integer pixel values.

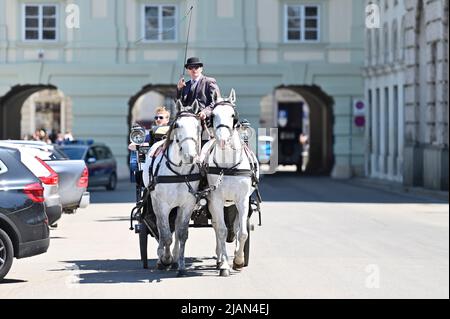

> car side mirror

[{"left": 87, "top": 157, "right": 97, "bottom": 164}]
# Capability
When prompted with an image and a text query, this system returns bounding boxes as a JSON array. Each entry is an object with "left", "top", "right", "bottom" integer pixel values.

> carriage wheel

[
  {"left": 244, "top": 218, "right": 250, "bottom": 267},
  {"left": 139, "top": 223, "right": 149, "bottom": 269}
]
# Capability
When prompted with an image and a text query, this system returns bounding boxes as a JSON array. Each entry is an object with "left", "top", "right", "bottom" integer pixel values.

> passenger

[{"left": 128, "top": 106, "right": 171, "bottom": 151}]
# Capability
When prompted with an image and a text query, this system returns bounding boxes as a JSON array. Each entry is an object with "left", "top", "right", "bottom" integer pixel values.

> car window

[
  {"left": 53, "top": 147, "right": 69, "bottom": 159},
  {"left": 105, "top": 147, "right": 113, "bottom": 159},
  {"left": 0, "top": 159, "right": 8, "bottom": 176},
  {"left": 86, "top": 148, "right": 97, "bottom": 160},
  {"left": 60, "top": 147, "right": 86, "bottom": 160},
  {"left": 93, "top": 146, "right": 107, "bottom": 160}
]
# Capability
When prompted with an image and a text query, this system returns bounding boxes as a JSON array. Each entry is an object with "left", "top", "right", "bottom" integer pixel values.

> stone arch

[
  {"left": 127, "top": 84, "right": 177, "bottom": 130},
  {"left": 269, "top": 85, "right": 335, "bottom": 175},
  {"left": 0, "top": 84, "right": 57, "bottom": 139}
]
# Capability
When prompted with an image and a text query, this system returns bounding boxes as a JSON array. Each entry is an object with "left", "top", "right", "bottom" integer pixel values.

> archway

[
  {"left": 126, "top": 85, "right": 177, "bottom": 165},
  {"left": 127, "top": 84, "right": 177, "bottom": 132},
  {"left": 0, "top": 84, "right": 72, "bottom": 141},
  {"left": 260, "top": 85, "right": 334, "bottom": 175}
]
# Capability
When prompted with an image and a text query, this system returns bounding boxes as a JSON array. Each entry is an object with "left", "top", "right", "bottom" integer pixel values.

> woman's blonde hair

[{"left": 155, "top": 106, "right": 170, "bottom": 118}]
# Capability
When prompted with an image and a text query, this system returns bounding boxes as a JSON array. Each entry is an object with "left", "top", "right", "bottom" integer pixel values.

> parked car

[
  {"left": 59, "top": 141, "right": 117, "bottom": 191},
  {"left": 0, "top": 142, "right": 62, "bottom": 226},
  {"left": 0, "top": 140, "right": 90, "bottom": 216},
  {"left": 0, "top": 147, "right": 50, "bottom": 281}
]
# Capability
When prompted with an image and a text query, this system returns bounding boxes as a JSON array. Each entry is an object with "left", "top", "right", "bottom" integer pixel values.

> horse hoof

[
  {"left": 177, "top": 270, "right": 187, "bottom": 277},
  {"left": 219, "top": 269, "right": 230, "bottom": 277},
  {"left": 233, "top": 262, "right": 244, "bottom": 271},
  {"left": 156, "top": 262, "right": 167, "bottom": 270},
  {"left": 171, "top": 262, "right": 179, "bottom": 270}
]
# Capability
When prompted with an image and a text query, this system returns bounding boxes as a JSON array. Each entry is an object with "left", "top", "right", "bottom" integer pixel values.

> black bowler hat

[{"left": 185, "top": 57, "right": 203, "bottom": 68}]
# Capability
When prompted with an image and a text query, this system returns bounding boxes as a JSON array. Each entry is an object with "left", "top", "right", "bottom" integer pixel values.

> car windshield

[{"left": 60, "top": 147, "right": 86, "bottom": 160}]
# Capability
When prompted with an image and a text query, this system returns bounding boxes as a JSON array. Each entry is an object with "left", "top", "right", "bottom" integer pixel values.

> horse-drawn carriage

[{"left": 129, "top": 91, "right": 262, "bottom": 277}]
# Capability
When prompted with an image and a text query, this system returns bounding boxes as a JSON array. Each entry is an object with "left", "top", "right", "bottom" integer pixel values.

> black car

[
  {"left": 59, "top": 141, "right": 117, "bottom": 191},
  {"left": 0, "top": 147, "right": 50, "bottom": 281}
]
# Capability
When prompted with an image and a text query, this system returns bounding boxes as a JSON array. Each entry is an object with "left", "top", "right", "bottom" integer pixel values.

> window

[
  {"left": 142, "top": 5, "right": 177, "bottom": 41},
  {"left": 392, "top": 21, "right": 398, "bottom": 61},
  {"left": 93, "top": 147, "right": 108, "bottom": 160},
  {"left": 23, "top": 4, "right": 58, "bottom": 41},
  {"left": 367, "top": 30, "right": 372, "bottom": 64},
  {"left": 285, "top": 5, "right": 320, "bottom": 42},
  {"left": 383, "top": 23, "right": 389, "bottom": 63},
  {"left": 375, "top": 28, "right": 380, "bottom": 64},
  {"left": 0, "top": 160, "right": 8, "bottom": 176}
]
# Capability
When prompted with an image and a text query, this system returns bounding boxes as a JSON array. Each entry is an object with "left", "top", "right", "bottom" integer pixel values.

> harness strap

[
  {"left": 155, "top": 174, "right": 202, "bottom": 184},
  {"left": 207, "top": 166, "right": 253, "bottom": 177}
]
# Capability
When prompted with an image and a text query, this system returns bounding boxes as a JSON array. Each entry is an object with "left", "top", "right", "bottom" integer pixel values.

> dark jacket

[{"left": 177, "top": 76, "right": 220, "bottom": 117}]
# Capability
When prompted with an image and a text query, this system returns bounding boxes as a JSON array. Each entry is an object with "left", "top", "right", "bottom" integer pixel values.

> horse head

[
  {"left": 212, "top": 89, "right": 238, "bottom": 149},
  {"left": 169, "top": 100, "right": 202, "bottom": 164}
]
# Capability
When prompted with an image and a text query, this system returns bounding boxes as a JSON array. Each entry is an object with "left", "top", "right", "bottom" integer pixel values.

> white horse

[
  {"left": 201, "top": 89, "right": 260, "bottom": 277},
  {"left": 143, "top": 100, "right": 202, "bottom": 277}
]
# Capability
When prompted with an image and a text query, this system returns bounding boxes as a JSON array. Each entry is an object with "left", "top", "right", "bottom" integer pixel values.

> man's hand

[
  {"left": 198, "top": 111, "right": 207, "bottom": 120},
  {"left": 177, "top": 77, "right": 186, "bottom": 90}
]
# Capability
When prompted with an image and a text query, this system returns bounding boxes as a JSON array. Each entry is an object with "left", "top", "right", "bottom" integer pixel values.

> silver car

[
  {"left": 0, "top": 141, "right": 90, "bottom": 216},
  {"left": 0, "top": 143, "right": 62, "bottom": 226}
]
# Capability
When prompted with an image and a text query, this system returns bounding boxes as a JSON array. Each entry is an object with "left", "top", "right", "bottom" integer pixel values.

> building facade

[
  {"left": 363, "top": 0, "right": 407, "bottom": 183},
  {"left": 364, "top": 0, "right": 448, "bottom": 191},
  {"left": 403, "top": 0, "right": 449, "bottom": 191},
  {"left": 0, "top": 0, "right": 366, "bottom": 179}
]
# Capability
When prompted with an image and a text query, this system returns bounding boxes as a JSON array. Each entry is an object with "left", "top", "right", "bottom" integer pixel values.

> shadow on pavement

[
  {"left": 259, "top": 172, "right": 447, "bottom": 204},
  {"left": 0, "top": 279, "right": 27, "bottom": 284},
  {"left": 88, "top": 173, "right": 447, "bottom": 205},
  {"left": 56, "top": 257, "right": 226, "bottom": 284}
]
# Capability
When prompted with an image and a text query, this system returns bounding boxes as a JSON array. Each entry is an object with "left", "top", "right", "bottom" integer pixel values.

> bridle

[
  {"left": 170, "top": 112, "right": 202, "bottom": 164},
  {"left": 212, "top": 101, "right": 239, "bottom": 141}
]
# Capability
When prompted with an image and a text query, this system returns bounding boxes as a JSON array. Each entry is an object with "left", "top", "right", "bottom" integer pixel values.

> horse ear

[
  {"left": 229, "top": 89, "right": 236, "bottom": 104},
  {"left": 213, "top": 90, "right": 220, "bottom": 103},
  {"left": 191, "top": 99, "right": 200, "bottom": 114},
  {"left": 175, "top": 100, "right": 183, "bottom": 113}
]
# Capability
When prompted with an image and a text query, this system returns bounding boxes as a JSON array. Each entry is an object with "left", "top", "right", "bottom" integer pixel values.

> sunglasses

[
  {"left": 187, "top": 65, "right": 201, "bottom": 70},
  {"left": 154, "top": 116, "right": 166, "bottom": 120}
]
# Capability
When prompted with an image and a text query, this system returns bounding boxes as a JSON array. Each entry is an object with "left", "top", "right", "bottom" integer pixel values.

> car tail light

[
  {"left": 24, "top": 183, "right": 45, "bottom": 203},
  {"left": 78, "top": 166, "right": 89, "bottom": 188},
  {"left": 35, "top": 156, "right": 59, "bottom": 186}
]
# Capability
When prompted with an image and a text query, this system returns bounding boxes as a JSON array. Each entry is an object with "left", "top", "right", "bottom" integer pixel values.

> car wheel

[
  {"left": 106, "top": 173, "right": 117, "bottom": 191},
  {"left": 0, "top": 229, "right": 14, "bottom": 281}
]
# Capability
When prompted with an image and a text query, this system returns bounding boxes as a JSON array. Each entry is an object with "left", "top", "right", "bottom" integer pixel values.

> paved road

[{"left": 0, "top": 174, "right": 448, "bottom": 299}]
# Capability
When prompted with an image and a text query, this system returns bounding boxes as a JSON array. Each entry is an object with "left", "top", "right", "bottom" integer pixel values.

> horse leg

[
  {"left": 175, "top": 205, "right": 192, "bottom": 277},
  {"left": 171, "top": 207, "right": 181, "bottom": 270},
  {"left": 155, "top": 203, "right": 173, "bottom": 269},
  {"left": 211, "top": 218, "right": 223, "bottom": 269},
  {"left": 233, "top": 199, "right": 250, "bottom": 270},
  {"left": 209, "top": 196, "right": 231, "bottom": 277}
]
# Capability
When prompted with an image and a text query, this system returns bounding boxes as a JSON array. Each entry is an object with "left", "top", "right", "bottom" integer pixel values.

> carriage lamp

[
  {"left": 239, "top": 119, "right": 253, "bottom": 143},
  {"left": 130, "top": 124, "right": 146, "bottom": 145}
]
